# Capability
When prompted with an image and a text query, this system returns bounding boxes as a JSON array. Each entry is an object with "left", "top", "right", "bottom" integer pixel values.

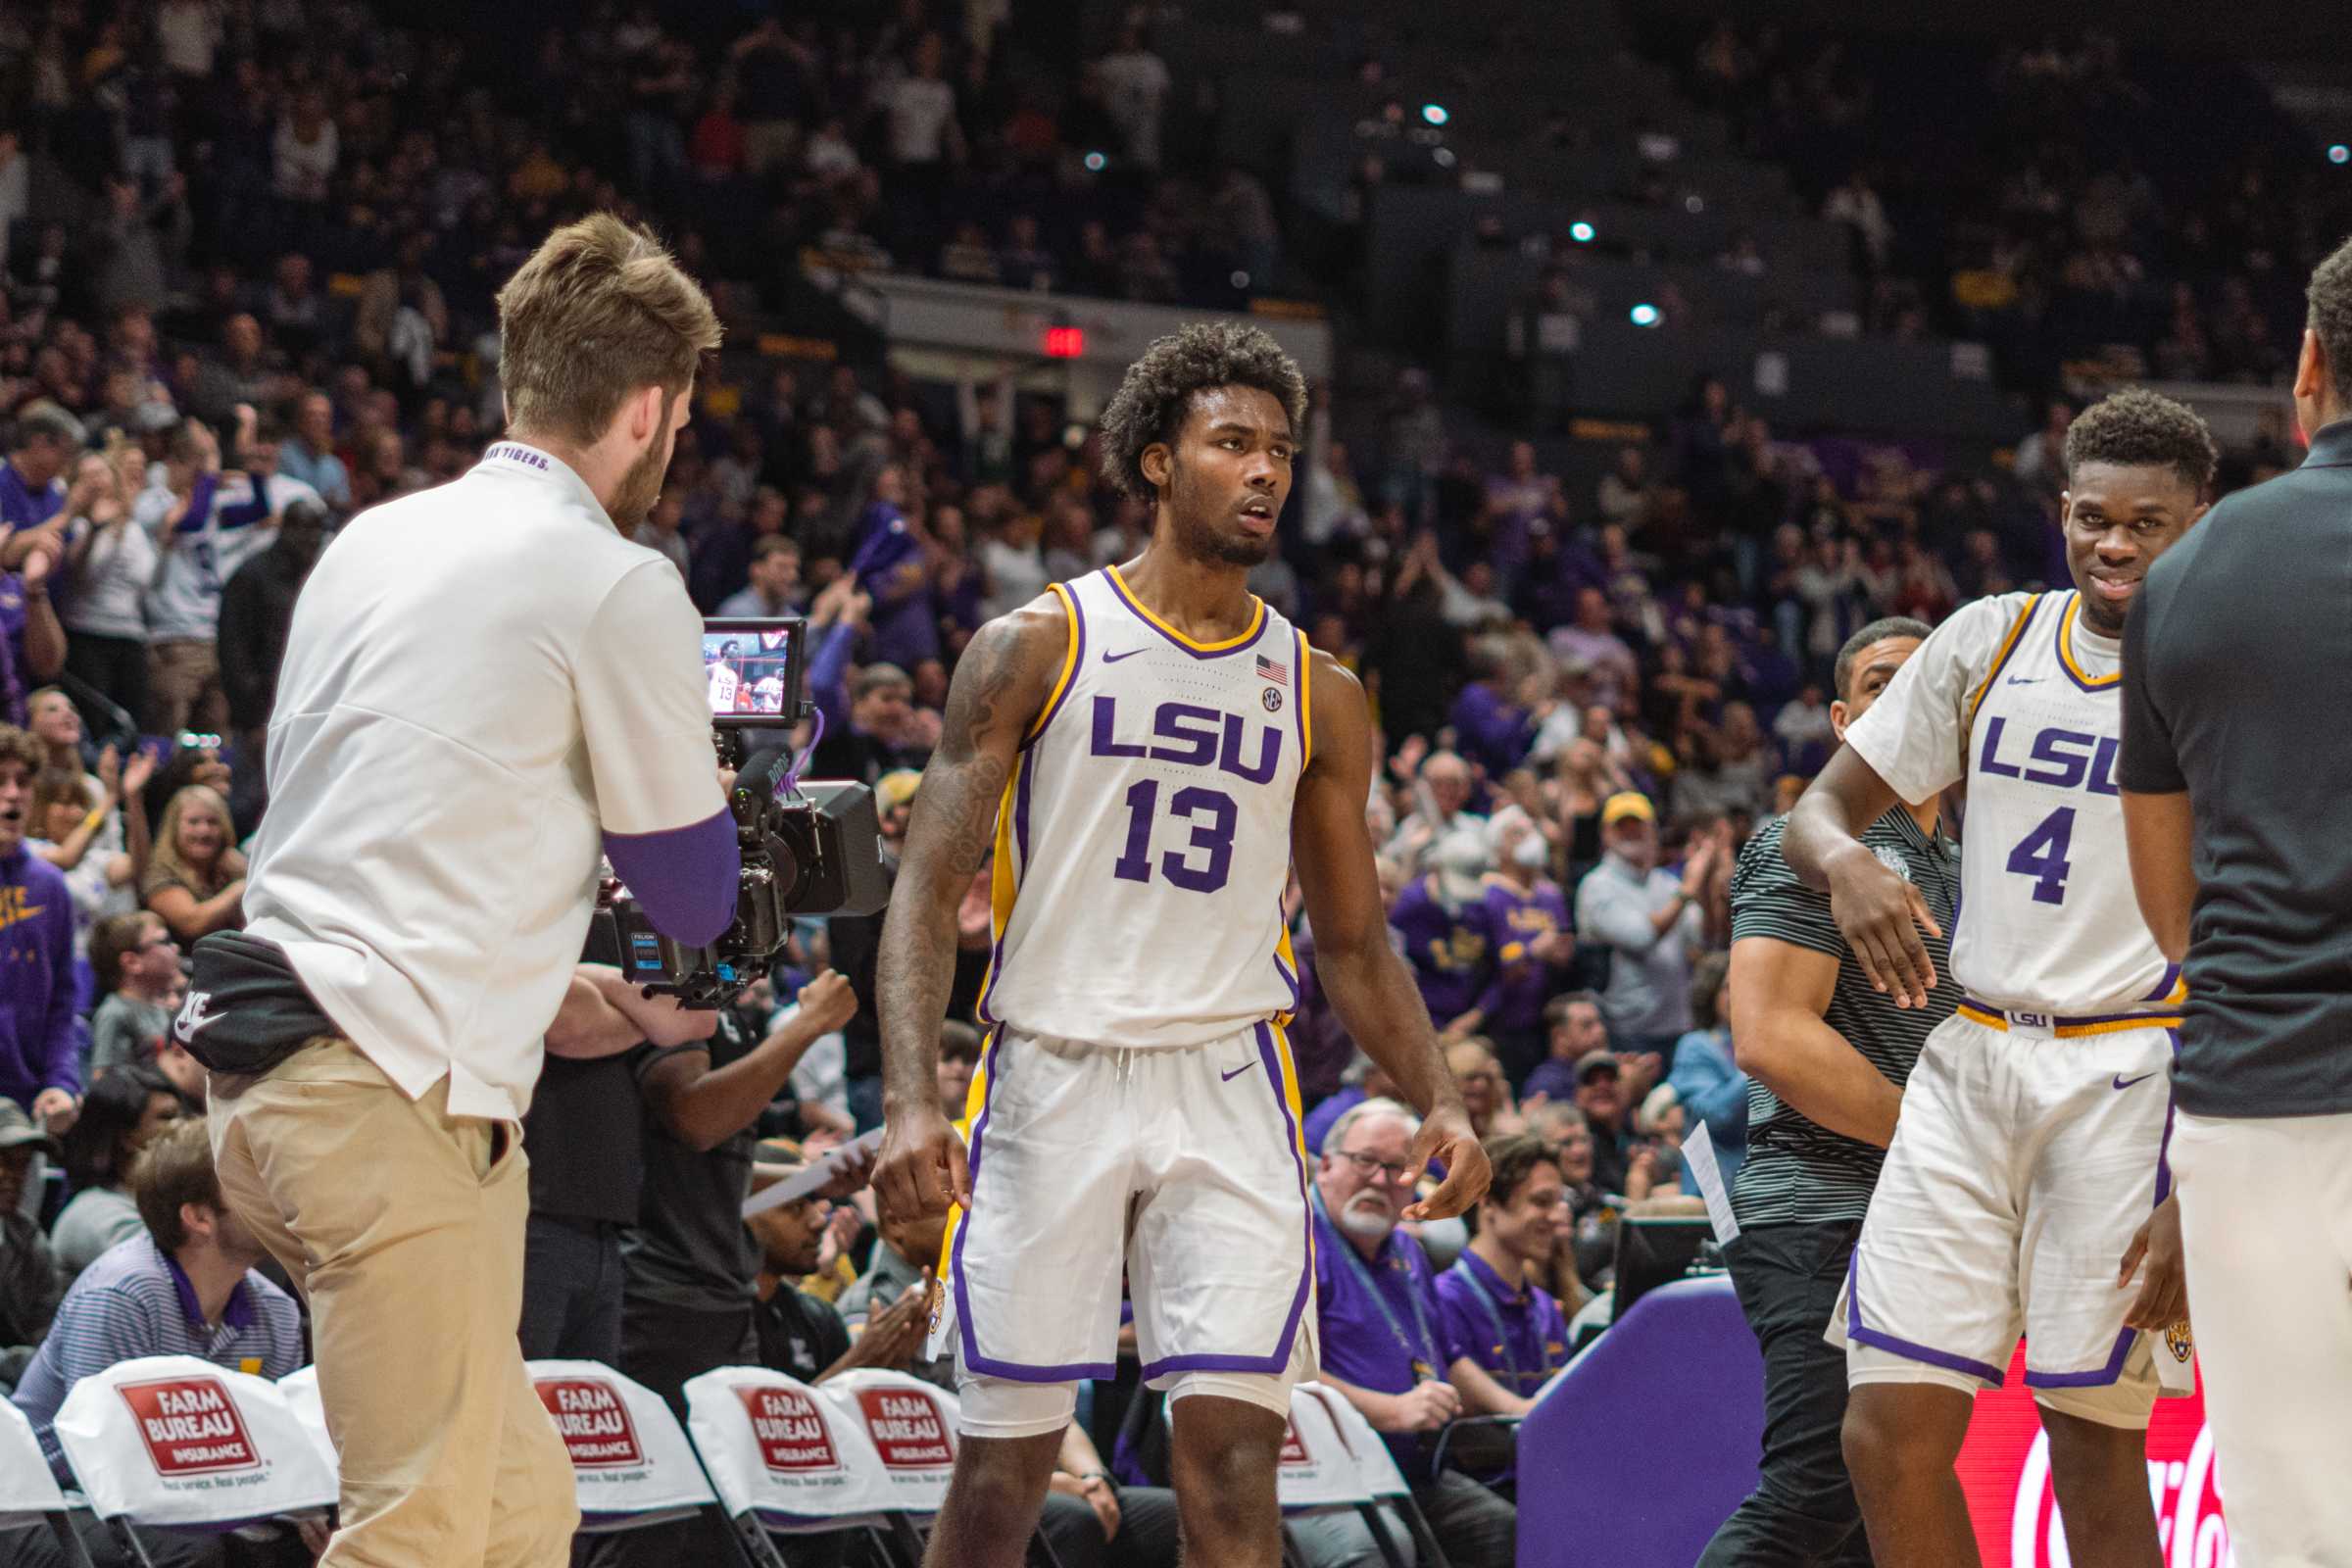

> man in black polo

[
  {"left": 1697, "top": 617, "right": 1956, "bottom": 1567},
  {"left": 2118, "top": 236, "right": 2352, "bottom": 1565}
]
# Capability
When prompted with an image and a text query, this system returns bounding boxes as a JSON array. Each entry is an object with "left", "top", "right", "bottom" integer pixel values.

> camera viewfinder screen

[{"left": 703, "top": 624, "right": 796, "bottom": 722}]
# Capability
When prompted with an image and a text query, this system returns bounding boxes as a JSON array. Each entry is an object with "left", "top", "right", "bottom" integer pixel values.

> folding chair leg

[
  {"left": 870, "top": 1508, "right": 925, "bottom": 1568},
  {"left": 109, "top": 1517, "right": 161, "bottom": 1568},
  {"left": 1393, "top": 1490, "right": 1457, "bottom": 1568},
  {"left": 1023, "top": 1520, "right": 1068, "bottom": 1568},
  {"left": 1279, "top": 1519, "right": 1311, "bottom": 1568},
  {"left": 45, "top": 1513, "right": 99, "bottom": 1568},
  {"left": 1357, "top": 1501, "right": 1414, "bottom": 1568},
  {"left": 721, "top": 1505, "right": 793, "bottom": 1568}
]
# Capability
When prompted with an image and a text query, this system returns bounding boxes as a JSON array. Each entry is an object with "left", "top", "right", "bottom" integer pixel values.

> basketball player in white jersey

[
  {"left": 1783, "top": 390, "right": 2216, "bottom": 1568},
  {"left": 872, "top": 322, "right": 1488, "bottom": 1568}
]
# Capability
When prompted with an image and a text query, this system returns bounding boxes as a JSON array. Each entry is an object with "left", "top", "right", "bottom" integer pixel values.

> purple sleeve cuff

[
  {"left": 604, "top": 808, "right": 742, "bottom": 947},
  {"left": 175, "top": 473, "right": 220, "bottom": 533}
]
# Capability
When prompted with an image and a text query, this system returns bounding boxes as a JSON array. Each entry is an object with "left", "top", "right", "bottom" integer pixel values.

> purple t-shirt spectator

[
  {"left": 1521, "top": 1055, "right": 1582, "bottom": 1105},
  {"left": 1387, "top": 874, "right": 1492, "bottom": 1024},
  {"left": 1434, "top": 1248, "right": 1571, "bottom": 1400},
  {"left": 0, "top": 461, "right": 65, "bottom": 727},
  {"left": 1310, "top": 1191, "right": 1466, "bottom": 1468},
  {"left": 1447, "top": 682, "right": 1533, "bottom": 778},
  {"left": 1471, "top": 876, "right": 1572, "bottom": 1039},
  {"left": 847, "top": 502, "right": 939, "bottom": 669},
  {"left": 0, "top": 846, "right": 80, "bottom": 1106}
]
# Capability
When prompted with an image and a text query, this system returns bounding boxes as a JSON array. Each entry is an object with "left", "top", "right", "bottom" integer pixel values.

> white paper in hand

[
  {"left": 1684, "top": 1121, "right": 1740, "bottom": 1247},
  {"left": 743, "top": 1127, "right": 885, "bottom": 1218}
]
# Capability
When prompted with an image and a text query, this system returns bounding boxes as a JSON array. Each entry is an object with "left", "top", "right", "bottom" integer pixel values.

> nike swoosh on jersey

[
  {"left": 1220, "top": 1060, "right": 1257, "bottom": 1082},
  {"left": 2006, "top": 675, "right": 2043, "bottom": 686},
  {"left": 1103, "top": 648, "right": 1146, "bottom": 663},
  {"left": 2112, "top": 1071, "right": 2158, "bottom": 1091}
]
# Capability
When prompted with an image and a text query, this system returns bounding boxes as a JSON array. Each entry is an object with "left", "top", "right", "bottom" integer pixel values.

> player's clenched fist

[{"left": 873, "top": 1104, "right": 971, "bottom": 1228}]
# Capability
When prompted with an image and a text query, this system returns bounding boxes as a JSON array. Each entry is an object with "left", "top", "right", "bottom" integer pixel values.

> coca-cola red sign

[
  {"left": 535, "top": 1378, "right": 645, "bottom": 1469},
  {"left": 1957, "top": 1346, "right": 2230, "bottom": 1565},
  {"left": 738, "top": 1384, "right": 842, "bottom": 1474},
  {"left": 116, "top": 1375, "right": 262, "bottom": 1478}
]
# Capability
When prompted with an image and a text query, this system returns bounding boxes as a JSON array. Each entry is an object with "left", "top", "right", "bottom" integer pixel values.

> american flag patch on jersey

[{"left": 1255, "top": 655, "right": 1290, "bottom": 686}]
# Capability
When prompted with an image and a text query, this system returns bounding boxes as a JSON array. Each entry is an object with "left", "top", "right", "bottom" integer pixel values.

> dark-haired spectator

[
  {"left": 1521, "top": 991, "right": 1611, "bottom": 1105},
  {"left": 87, "top": 911, "right": 181, "bottom": 1077},
  {"left": 1437, "top": 1134, "right": 1574, "bottom": 1417},
  {"left": 26, "top": 752, "right": 149, "bottom": 996},
  {"left": 139, "top": 784, "right": 244, "bottom": 944},
  {"left": 15, "top": 1117, "right": 302, "bottom": 1465},
  {"left": 0, "top": 1099, "right": 63, "bottom": 1392},
  {"left": 50, "top": 1065, "right": 182, "bottom": 1281}
]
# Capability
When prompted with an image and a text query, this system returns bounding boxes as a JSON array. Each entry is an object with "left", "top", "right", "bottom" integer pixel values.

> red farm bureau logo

[
  {"left": 738, "top": 1384, "right": 842, "bottom": 1474},
  {"left": 117, "top": 1375, "right": 262, "bottom": 1478},
  {"left": 855, "top": 1387, "right": 954, "bottom": 1469},
  {"left": 536, "top": 1378, "right": 645, "bottom": 1468},
  {"left": 1279, "top": 1418, "right": 1311, "bottom": 1466}
]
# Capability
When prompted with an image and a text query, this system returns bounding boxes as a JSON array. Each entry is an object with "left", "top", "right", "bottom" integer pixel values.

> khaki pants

[
  {"left": 208, "top": 1038, "right": 578, "bottom": 1567},
  {"left": 146, "top": 637, "right": 223, "bottom": 737}
]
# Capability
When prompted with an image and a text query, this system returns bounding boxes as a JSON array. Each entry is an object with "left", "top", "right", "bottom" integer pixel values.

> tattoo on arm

[{"left": 874, "top": 602, "right": 1064, "bottom": 1112}]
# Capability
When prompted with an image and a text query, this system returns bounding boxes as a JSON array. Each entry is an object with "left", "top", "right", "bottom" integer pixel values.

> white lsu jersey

[
  {"left": 1842, "top": 589, "right": 2180, "bottom": 1018},
  {"left": 977, "top": 565, "right": 1310, "bottom": 1049}
]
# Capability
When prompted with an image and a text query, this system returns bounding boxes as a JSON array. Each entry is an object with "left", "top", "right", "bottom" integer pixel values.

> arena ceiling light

[
  {"left": 1421, "top": 103, "right": 1449, "bottom": 125},
  {"left": 2331, "top": 144, "right": 2349, "bottom": 166},
  {"left": 1630, "top": 303, "right": 1662, "bottom": 327},
  {"left": 1570, "top": 220, "right": 1595, "bottom": 243}
]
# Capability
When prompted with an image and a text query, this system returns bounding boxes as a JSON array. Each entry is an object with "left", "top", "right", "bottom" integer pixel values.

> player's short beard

[
  {"left": 1164, "top": 453, "right": 1273, "bottom": 567},
  {"left": 608, "top": 392, "right": 679, "bottom": 531}
]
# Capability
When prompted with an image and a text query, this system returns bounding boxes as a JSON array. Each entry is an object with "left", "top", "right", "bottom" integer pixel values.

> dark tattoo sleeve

[{"left": 875, "top": 601, "right": 1066, "bottom": 1115}]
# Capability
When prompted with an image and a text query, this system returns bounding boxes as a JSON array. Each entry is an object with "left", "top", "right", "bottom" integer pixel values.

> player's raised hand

[
  {"left": 1401, "top": 1102, "right": 1490, "bottom": 1222},
  {"left": 2118, "top": 1193, "right": 2189, "bottom": 1332},
  {"left": 1825, "top": 842, "right": 1941, "bottom": 1008},
  {"left": 873, "top": 1103, "right": 972, "bottom": 1229}
]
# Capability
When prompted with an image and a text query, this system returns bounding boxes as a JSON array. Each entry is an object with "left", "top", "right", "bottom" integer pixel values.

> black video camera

[{"left": 588, "top": 617, "right": 888, "bottom": 1006}]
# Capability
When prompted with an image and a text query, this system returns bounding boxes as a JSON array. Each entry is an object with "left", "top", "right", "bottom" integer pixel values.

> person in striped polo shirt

[{"left": 1697, "top": 616, "right": 1953, "bottom": 1568}]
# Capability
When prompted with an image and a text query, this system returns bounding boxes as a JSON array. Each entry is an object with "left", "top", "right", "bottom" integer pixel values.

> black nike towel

[{"left": 177, "top": 932, "right": 342, "bottom": 1076}]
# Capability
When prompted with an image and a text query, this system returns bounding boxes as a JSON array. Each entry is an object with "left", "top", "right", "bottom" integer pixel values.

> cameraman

[{"left": 186, "top": 216, "right": 735, "bottom": 1568}]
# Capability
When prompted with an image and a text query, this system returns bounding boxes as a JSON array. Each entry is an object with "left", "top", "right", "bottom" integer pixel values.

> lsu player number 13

[{"left": 865, "top": 322, "right": 1487, "bottom": 1565}]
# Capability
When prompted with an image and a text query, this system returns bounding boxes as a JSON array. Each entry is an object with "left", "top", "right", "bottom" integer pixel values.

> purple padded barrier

[{"left": 1513, "top": 1276, "right": 1763, "bottom": 1567}]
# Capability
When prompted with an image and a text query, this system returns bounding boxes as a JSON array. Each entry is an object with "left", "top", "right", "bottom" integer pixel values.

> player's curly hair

[
  {"left": 2062, "top": 387, "right": 2219, "bottom": 497},
  {"left": 1096, "top": 321, "right": 1307, "bottom": 501}
]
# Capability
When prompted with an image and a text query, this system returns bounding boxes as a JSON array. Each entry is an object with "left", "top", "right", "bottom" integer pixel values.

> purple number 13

[{"left": 1112, "top": 780, "right": 1238, "bottom": 894}]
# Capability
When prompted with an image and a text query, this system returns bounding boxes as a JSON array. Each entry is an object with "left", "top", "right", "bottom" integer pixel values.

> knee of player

[{"left": 1840, "top": 1388, "right": 1943, "bottom": 1484}]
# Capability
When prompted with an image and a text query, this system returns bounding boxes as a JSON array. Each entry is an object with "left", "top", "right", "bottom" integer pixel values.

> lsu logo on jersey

[
  {"left": 1089, "top": 696, "right": 1285, "bottom": 783},
  {"left": 2164, "top": 1320, "right": 2194, "bottom": 1364},
  {"left": 1976, "top": 717, "right": 2122, "bottom": 798}
]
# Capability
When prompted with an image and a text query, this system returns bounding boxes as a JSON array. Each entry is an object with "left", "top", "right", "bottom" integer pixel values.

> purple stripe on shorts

[
  {"left": 949, "top": 1029, "right": 1120, "bottom": 1383},
  {"left": 2142, "top": 963, "right": 2181, "bottom": 1003},
  {"left": 1137, "top": 1020, "right": 1313, "bottom": 1380},
  {"left": 1844, "top": 1250, "right": 2007, "bottom": 1387}
]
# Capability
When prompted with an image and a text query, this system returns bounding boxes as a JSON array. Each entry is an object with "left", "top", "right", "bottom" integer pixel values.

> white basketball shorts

[
  {"left": 1829, "top": 1004, "right": 2184, "bottom": 1428},
  {"left": 933, "top": 1019, "right": 1317, "bottom": 1438}
]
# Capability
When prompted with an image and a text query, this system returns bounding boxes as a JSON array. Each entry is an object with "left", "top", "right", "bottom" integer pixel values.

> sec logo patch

[{"left": 1262, "top": 687, "right": 1283, "bottom": 711}]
